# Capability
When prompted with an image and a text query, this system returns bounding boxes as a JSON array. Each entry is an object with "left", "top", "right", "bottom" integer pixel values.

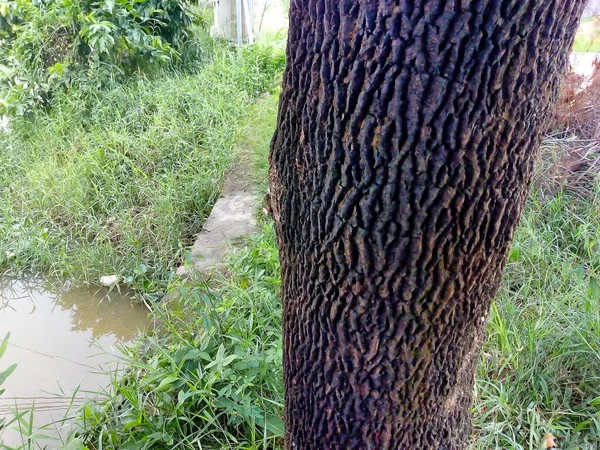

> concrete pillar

[{"left": 211, "top": 0, "right": 254, "bottom": 43}]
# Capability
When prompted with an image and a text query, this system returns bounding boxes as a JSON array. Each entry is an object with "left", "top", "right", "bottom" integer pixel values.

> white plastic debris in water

[{"left": 99, "top": 275, "right": 119, "bottom": 286}]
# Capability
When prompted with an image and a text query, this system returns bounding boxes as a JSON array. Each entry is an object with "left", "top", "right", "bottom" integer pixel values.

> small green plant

[{"left": 0, "top": 333, "right": 16, "bottom": 397}]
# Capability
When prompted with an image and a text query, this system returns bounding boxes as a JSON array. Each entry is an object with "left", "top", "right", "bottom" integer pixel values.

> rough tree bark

[{"left": 269, "top": 1, "right": 587, "bottom": 449}]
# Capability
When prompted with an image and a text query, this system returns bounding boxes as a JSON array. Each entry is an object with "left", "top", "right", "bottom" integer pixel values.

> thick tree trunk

[{"left": 269, "top": 1, "right": 586, "bottom": 449}]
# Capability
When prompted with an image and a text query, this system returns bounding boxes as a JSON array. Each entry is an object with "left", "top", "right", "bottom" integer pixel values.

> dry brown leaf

[{"left": 543, "top": 432, "right": 556, "bottom": 449}]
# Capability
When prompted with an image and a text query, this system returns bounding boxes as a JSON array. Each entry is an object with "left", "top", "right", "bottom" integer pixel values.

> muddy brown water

[{"left": 0, "top": 277, "right": 149, "bottom": 447}]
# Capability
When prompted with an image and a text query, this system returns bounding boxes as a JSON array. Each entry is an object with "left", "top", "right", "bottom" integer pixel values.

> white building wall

[
  {"left": 584, "top": 0, "right": 600, "bottom": 18},
  {"left": 212, "top": 0, "right": 255, "bottom": 42}
]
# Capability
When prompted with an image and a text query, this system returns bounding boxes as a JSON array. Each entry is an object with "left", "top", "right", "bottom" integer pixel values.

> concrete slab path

[{"left": 177, "top": 162, "right": 259, "bottom": 275}]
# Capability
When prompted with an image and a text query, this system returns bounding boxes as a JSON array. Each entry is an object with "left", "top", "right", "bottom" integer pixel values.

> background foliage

[
  {"left": 0, "top": 0, "right": 200, "bottom": 114},
  {"left": 0, "top": 43, "right": 285, "bottom": 298}
]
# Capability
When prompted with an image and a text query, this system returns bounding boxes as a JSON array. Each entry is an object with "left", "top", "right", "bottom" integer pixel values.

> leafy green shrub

[{"left": 0, "top": 0, "right": 199, "bottom": 114}]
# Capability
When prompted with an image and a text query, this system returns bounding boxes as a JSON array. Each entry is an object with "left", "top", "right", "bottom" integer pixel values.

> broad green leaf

[
  {"left": 262, "top": 414, "right": 284, "bottom": 437},
  {"left": 205, "top": 359, "right": 219, "bottom": 369},
  {"left": 589, "top": 277, "right": 600, "bottom": 298},
  {"left": 0, "top": 364, "right": 17, "bottom": 386},
  {"left": 156, "top": 375, "right": 179, "bottom": 392},
  {"left": 123, "top": 412, "right": 142, "bottom": 430},
  {"left": 0, "top": 333, "right": 10, "bottom": 359},
  {"left": 182, "top": 348, "right": 201, "bottom": 362},
  {"left": 222, "top": 354, "right": 238, "bottom": 367},
  {"left": 198, "top": 351, "right": 212, "bottom": 362},
  {"left": 177, "top": 390, "right": 201, "bottom": 407}
]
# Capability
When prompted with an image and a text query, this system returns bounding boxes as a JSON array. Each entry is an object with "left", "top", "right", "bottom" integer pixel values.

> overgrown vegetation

[
  {"left": 0, "top": 30, "right": 284, "bottom": 297},
  {"left": 67, "top": 97, "right": 283, "bottom": 450},
  {"left": 2, "top": 3, "right": 600, "bottom": 449},
  {"left": 473, "top": 189, "right": 600, "bottom": 449}
]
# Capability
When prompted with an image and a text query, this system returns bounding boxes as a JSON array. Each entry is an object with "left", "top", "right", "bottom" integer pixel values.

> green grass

[
  {"left": 572, "top": 36, "right": 600, "bottom": 52},
  {"left": 63, "top": 94, "right": 283, "bottom": 450},
  {"left": 0, "top": 44, "right": 284, "bottom": 296},
  {"left": 237, "top": 92, "right": 280, "bottom": 191},
  {"left": 573, "top": 17, "right": 600, "bottom": 52},
  {"left": 472, "top": 191, "right": 600, "bottom": 449},
  {"left": 75, "top": 225, "right": 283, "bottom": 450},
  {"left": 65, "top": 94, "right": 600, "bottom": 450}
]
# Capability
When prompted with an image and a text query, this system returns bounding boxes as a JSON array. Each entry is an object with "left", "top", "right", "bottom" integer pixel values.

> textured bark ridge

[{"left": 269, "top": 1, "right": 586, "bottom": 449}]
